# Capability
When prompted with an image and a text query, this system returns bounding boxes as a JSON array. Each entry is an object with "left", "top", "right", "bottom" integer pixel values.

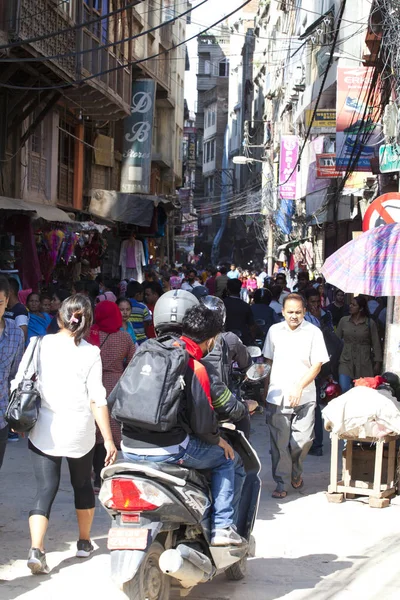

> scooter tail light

[{"left": 100, "top": 478, "right": 172, "bottom": 512}]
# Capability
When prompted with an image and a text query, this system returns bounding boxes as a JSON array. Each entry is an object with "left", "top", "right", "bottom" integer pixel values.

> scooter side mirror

[
  {"left": 247, "top": 346, "right": 262, "bottom": 358},
  {"left": 246, "top": 363, "right": 271, "bottom": 382}
]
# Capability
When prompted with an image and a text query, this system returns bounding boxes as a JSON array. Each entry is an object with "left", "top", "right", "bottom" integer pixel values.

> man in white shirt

[
  {"left": 263, "top": 293, "right": 329, "bottom": 498},
  {"left": 227, "top": 264, "right": 240, "bottom": 280},
  {"left": 181, "top": 268, "right": 202, "bottom": 291}
]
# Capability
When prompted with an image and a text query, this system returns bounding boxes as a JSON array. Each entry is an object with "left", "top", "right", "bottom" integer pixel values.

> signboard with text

[
  {"left": 336, "top": 66, "right": 381, "bottom": 172},
  {"left": 279, "top": 135, "right": 299, "bottom": 200},
  {"left": 316, "top": 154, "right": 342, "bottom": 178},
  {"left": 121, "top": 79, "right": 156, "bottom": 194},
  {"left": 306, "top": 109, "right": 336, "bottom": 129},
  {"left": 379, "top": 144, "right": 400, "bottom": 173}
]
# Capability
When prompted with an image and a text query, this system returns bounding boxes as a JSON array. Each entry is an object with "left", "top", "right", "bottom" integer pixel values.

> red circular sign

[{"left": 362, "top": 192, "right": 400, "bottom": 231}]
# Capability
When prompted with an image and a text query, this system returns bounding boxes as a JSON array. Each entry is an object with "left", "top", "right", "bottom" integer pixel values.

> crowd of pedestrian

[{"left": 0, "top": 259, "right": 388, "bottom": 575}]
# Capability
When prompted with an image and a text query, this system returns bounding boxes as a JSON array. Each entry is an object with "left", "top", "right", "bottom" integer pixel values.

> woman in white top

[{"left": 11, "top": 294, "right": 117, "bottom": 575}]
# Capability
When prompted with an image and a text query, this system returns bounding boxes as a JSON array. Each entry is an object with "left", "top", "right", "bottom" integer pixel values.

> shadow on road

[{"left": 175, "top": 553, "right": 352, "bottom": 600}]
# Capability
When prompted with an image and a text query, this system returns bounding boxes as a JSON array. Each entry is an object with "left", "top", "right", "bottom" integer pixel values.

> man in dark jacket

[{"left": 121, "top": 301, "right": 246, "bottom": 546}]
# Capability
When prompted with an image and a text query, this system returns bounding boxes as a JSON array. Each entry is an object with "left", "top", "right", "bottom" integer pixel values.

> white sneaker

[{"left": 211, "top": 526, "right": 245, "bottom": 546}]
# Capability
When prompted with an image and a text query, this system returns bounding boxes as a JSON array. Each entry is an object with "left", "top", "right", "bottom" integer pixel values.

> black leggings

[{"left": 29, "top": 441, "right": 95, "bottom": 519}]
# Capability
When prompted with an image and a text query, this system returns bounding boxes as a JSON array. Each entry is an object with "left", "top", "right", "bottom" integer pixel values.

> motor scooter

[{"left": 99, "top": 362, "right": 270, "bottom": 600}]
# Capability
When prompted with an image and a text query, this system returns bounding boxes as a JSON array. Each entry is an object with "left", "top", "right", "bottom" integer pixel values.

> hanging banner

[
  {"left": 121, "top": 79, "right": 156, "bottom": 194},
  {"left": 336, "top": 66, "right": 381, "bottom": 172},
  {"left": 279, "top": 135, "right": 299, "bottom": 200}
]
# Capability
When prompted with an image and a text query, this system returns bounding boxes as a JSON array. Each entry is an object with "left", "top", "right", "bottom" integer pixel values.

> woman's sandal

[
  {"left": 291, "top": 478, "right": 304, "bottom": 490},
  {"left": 272, "top": 489, "right": 288, "bottom": 499}
]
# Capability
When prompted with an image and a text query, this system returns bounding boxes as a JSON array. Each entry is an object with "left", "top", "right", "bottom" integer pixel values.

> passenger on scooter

[
  {"left": 121, "top": 294, "right": 246, "bottom": 547},
  {"left": 155, "top": 291, "right": 247, "bottom": 425}
]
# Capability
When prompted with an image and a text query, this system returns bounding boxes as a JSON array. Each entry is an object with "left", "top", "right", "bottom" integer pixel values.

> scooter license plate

[{"left": 107, "top": 527, "right": 149, "bottom": 550}]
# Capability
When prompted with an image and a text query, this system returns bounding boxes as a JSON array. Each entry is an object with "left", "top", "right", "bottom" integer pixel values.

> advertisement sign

[
  {"left": 121, "top": 79, "right": 156, "bottom": 194},
  {"left": 379, "top": 144, "right": 400, "bottom": 173},
  {"left": 336, "top": 67, "right": 381, "bottom": 172},
  {"left": 187, "top": 133, "right": 196, "bottom": 169},
  {"left": 306, "top": 109, "right": 336, "bottom": 129},
  {"left": 316, "top": 154, "right": 342, "bottom": 178},
  {"left": 279, "top": 135, "right": 299, "bottom": 200}
]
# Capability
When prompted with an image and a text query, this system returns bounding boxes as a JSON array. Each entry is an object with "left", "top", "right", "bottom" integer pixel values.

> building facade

[{"left": 0, "top": 0, "right": 188, "bottom": 215}]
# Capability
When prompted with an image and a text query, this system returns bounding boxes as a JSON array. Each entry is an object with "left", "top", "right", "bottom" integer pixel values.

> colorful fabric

[
  {"left": 0, "top": 319, "right": 24, "bottom": 429},
  {"left": 88, "top": 301, "right": 123, "bottom": 347},
  {"left": 321, "top": 223, "right": 400, "bottom": 296},
  {"left": 128, "top": 298, "right": 151, "bottom": 342}
]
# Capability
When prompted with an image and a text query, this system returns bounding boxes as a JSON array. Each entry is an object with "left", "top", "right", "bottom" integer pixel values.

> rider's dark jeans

[{"left": 123, "top": 435, "right": 246, "bottom": 531}]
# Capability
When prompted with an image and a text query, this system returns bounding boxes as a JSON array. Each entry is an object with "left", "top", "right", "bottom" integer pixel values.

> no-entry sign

[{"left": 362, "top": 192, "right": 400, "bottom": 231}]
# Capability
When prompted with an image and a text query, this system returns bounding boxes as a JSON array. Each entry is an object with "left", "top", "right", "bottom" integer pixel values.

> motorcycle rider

[
  {"left": 121, "top": 292, "right": 246, "bottom": 546},
  {"left": 155, "top": 290, "right": 247, "bottom": 425}
]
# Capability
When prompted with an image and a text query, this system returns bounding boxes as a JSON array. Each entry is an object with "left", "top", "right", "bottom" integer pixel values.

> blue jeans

[
  {"left": 339, "top": 374, "right": 353, "bottom": 394},
  {"left": 123, "top": 435, "right": 246, "bottom": 531}
]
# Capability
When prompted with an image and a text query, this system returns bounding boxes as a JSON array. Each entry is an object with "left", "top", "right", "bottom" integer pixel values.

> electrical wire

[
  {"left": 0, "top": 0, "right": 254, "bottom": 90},
  {"left": 0, "top": 2, "right": 141, "bottom": 52},
  {"left": 276, "top": 0, "right": 348, "bottom": 189},
  {"left": 0, "top": 0, "right": 207, "bottom": 65}
]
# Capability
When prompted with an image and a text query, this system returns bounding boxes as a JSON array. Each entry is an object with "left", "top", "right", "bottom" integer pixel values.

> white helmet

[{"left": 154, "top": 289, "right": 199, "bottom": 334}]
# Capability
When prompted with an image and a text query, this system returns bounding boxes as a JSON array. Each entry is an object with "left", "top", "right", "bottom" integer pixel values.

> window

[
  {"left": 205, "top": 176, "right": 214, "bottom": 197},
  {"left": 212, "top": 110, "right": 216, "bottom": 126},
  {"left": 219, "top": 58, "right": 229, "bottom": 77},
  {"left": 203, "top": 140, "right": 215, "bottom": 163},
  {"left": 60, "top": 0, "right": 74, "bottom": 18}
]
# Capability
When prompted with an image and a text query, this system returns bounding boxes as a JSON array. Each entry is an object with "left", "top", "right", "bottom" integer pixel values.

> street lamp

[{"left": 233, "top": 156, "right": 267, "bottom": 165}]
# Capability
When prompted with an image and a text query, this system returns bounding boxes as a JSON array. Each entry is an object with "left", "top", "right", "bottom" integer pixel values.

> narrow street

[{"left": 1, "top": 415, "right": 400, "bottom": 600}]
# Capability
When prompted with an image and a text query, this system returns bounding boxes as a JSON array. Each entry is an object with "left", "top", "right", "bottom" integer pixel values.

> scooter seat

[{"left": 102, "top": 460, "right": 209, "bottom": 490}]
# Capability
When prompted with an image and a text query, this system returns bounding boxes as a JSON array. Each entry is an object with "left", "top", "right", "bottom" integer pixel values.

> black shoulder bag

[{"left": 6, "top": 337, "right": 43, "bottom": 433}]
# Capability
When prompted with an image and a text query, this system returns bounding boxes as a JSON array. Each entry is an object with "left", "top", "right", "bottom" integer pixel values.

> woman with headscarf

[{"left": 87, "top": 301, "right": 136, "bottom": 491}]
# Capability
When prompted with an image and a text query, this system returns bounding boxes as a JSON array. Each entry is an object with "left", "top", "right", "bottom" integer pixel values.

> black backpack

[{"left": 111, "top": 336, "right": 189, "bottom": 432}]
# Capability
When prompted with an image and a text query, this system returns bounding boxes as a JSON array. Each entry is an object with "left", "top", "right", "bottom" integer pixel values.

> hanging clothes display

[{"left": 119, "top": 235, "right": 146, "bottom": 282}]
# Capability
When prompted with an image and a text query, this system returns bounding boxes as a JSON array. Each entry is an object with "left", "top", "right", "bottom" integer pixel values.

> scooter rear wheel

[
  {"left": 123, "top": 541, "right": 170, "bottom": 600},
  {"left": 225, "top": 555, "right": 247, "bottom": 580}
]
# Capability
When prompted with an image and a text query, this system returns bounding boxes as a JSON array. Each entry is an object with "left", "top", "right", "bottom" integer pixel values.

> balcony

[{"left": 4, "top": 0, "right": 145, "bottom": 120}]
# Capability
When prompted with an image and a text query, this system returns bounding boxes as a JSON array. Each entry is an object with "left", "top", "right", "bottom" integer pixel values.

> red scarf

[
  {"left": 88, "top": 300, "right": 122, "bottom": 347},
  {"left": 180, "top": 336, "right": 212, "bottom": 407}
]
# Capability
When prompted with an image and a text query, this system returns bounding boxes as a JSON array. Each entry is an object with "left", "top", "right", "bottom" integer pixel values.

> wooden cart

[{"left": 327, "top": 433, "right": 399, "bottom": 508}]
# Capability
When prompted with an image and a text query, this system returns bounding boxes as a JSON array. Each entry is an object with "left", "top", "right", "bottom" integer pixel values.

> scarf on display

[{"left": 88, "top": 300, "right": 122, "bottom": 347}]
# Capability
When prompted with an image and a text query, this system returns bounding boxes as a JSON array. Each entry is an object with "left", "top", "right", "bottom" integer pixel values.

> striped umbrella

[{"left": 321, "top": 223, "right": 400, "bottom": 296}]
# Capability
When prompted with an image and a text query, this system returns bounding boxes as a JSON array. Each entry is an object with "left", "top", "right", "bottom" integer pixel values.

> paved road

[{"left": 1, "top": 415, "right": 400, "bottom": 599}]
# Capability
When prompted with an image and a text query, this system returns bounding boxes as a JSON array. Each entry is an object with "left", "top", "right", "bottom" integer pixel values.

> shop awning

[
  {"left": 89, "top": 189, "right": 178, "bottom": 227},
  {"left": 0, "top": 196, "right": 36, "bottom": 212},
  {"left": 30, "top": 202, "right": 74, "bottom": 223},
  {"left": 0, "top": 196, "right": 73, "bottom": 222}
]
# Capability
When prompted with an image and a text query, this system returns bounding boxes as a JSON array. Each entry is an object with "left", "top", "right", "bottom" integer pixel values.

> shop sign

[
  {"left": 187, "top": 133, "right": 196, "bottom": 169},
  {"left": 121, "top": 79, "right": 156, "bottom": 194},
  {"left": 306, "top": 109, "right": 336, "bottom": 129},
  {"left": 362, "top": 192, "right": 400, "bottom": 231},
  {"left": 279, "top": 135, "right": 299, "bottom": 200},
  {"left": 379, "top": 144, "right": 400, "bottom": 173},
  {"left": 336, "top": 66, "right": 381, "bottom": 172},
  {"left": 316, "top": 153, "right": 342, "bottom": 178}
]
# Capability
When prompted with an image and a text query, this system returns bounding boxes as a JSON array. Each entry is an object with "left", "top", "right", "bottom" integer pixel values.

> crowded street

[
  {"left": 1, "top": 416, "right": 400, "bottom": 599},
  {"left": 2, "top": 0, "right": 400, "bottom": 599}
]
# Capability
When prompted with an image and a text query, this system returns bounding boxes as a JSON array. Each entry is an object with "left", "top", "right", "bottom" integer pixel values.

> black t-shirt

[
  {"left": 327, "top": 302, "right": 350, "bottom": 327},
  {"left": 223, "top": 296, "right": 255, "bottom": 346}
]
